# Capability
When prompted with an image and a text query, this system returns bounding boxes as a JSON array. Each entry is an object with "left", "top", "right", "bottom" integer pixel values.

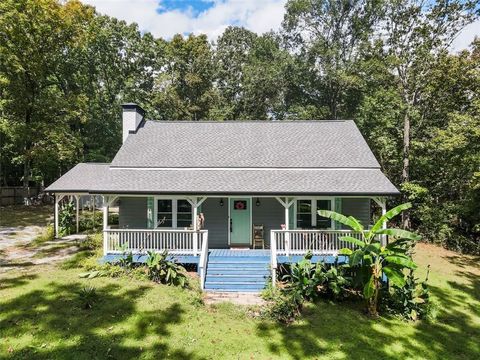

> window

[
  {"left": 296, "top": 199, "right": 333, "bottom": 229},
  {"left": 296, "top": 200, "right": 312, "bottom": 228},
  {"left": 177, "top": 199, "right": 193, "bottom": 228},
  {"left": 316, "top": 200, "right": 331, "bottom": 229},
  {"left": 156, "top": 199, "right": 193, "bottom": 228},
  {"left": 157, "top": 200, "right": 173, "bottom": 227}
]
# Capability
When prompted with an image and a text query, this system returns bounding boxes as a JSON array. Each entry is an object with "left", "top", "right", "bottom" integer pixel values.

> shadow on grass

[
  {"left": 255, "top": 284, "right": 480, "bottom": 359},
  {"left": 0, "top": 273, "right": 38, "bottom": 290},
  {"left": 0, "top": 279, "right": 205, "bottom": 359}
]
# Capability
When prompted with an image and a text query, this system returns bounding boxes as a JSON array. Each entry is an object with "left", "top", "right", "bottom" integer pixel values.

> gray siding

[
  {"left": 119, "top": 197, "right": 147, "bottom": 229},
  {"left": 252, "top": 198, "right": 284, "bottom": 247},
  {"left": 341, "top": 198, "right": 371, "bottom": 227},
  {"left": 201, "top": 198, "right": 228, "bottom": 248}
]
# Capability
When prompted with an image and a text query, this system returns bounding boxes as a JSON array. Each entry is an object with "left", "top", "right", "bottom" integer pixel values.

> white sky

[{"left": 81, "top": 0, "right": 478, "bottom": 51}]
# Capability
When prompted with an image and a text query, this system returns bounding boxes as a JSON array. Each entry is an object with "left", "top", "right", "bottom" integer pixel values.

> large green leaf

[
  {"left": 383, "top": 265, "right": 406, "bottom": 287},
  {"left": 338, "top": 248, "right": 353, "bottom": 255},
  {"left": 370, "top": 203, "right": 412, "bottom": 234},
  {"left": 339, "top": 236, "right": 366, "bottom": 248},
  {"left": 363, "top": 275, "right": 375, "bottom": 299},
  {"left": 350, "top": 249, "right": 364, "bottom": 266},
  {"left": 364, "top": 242, "right": 381, "bottom": 255},
  {"left": 318, "top": 210, "right": 364, "bottom": 232},
  {"left": 376, "top": 228, "right": 421, "bottom": 241},
  {"left": 385, "top": 255, "right": 417, "bottom": 269}
]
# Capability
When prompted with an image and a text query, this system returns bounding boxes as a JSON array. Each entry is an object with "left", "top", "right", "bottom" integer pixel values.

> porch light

[
  {"left": 256, "top": 198, "right": 261, "bottom": 206},
  {"left": 219, "top": 198, "right": 224, "bottom": 207}
]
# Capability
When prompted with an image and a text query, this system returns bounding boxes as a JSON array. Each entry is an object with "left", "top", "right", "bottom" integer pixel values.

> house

[{"left": 46, "top": 103, "right": 399, "bottom": 291}]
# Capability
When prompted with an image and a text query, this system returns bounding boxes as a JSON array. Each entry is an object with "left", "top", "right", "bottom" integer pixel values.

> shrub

[
  {"left": 321, "top": 264, "right": 353, "bottom": 300},
  {"left": 146, "top": 250, "right": 188, "bottom": 287},
  {"left": 59, "top": 201, "right": 75, "bottom": 236},
  {"left": 77, "top": 286, "right": 98, "bottom": 309},
  {"left": 282, "top": 252, "right": 324, "bottom": 301},
  {"left": 263, "top": 294, "right": 303, "bottom": 324},
  {"left": 383, "top": 267, "right": 435, "bottom": 321},
  {"left": 80, "top": 233, "right": 102, "bottom": 251}
]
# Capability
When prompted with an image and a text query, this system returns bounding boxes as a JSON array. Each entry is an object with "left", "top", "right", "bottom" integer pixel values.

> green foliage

[
  {"left": 282, "top": 252, "right": 324, "bottom": 301},
  {"left": 145, "top": 251, "right": 188, "bottom": 287},
  {"left": 262, "top": 293, "right": 303, "bottom": 324},
  {"left": 32, "top": 225, "right": 54, "bottom": 246},
  {"left": 59, "top": 201, "right": 75, "bottom": 236},
  {"left": 77, "top": 285, "right": 98, "bottom": 310},
  {"left": 383, "top": 267, "right": 435, "bottom": 321},
  {"left": 319, "top": 203, "right": 420, "bottom": 316},
  {"left": 80, "top": 233, "right": 102, "bottom": 251}
]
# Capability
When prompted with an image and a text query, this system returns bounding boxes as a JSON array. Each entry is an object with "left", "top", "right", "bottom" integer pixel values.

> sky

[{"left": 81, "top": 0, "right": 479, "bottom": 51}]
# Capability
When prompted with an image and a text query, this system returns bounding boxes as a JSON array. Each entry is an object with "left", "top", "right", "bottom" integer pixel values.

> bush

[
  {"left": 263, "top": 294, "right": 303, "bottom": 324},
  {"left": 382, "top": 267, "right": 435, "bottom": 321},
  {"left": 146, "top": 250, "right": 188, "bottom": 287},
  {"left": 78, "top": 211, "right": 119, "bottom": 233},
  {"left": 80, "top": 233, "right": 102, "bottom": 251},
  {"left": 282, "top": 253, "right": 352, "bottom": 302},
  {"left": 59, "top": 201, "right": 75, "bottom": 236}
]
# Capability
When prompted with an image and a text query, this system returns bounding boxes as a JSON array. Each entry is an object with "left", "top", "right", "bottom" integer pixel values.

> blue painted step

[{"left": 204, "top": 255, "right": 271, "bottom": 293}]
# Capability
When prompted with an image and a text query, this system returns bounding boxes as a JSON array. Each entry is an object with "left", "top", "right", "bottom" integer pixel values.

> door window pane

[
  {"left": 296, "top": 200, "right": 312, "bottom": 228},
  {"left": 316, "top": 200, "right": 331, "bottom": 229}
]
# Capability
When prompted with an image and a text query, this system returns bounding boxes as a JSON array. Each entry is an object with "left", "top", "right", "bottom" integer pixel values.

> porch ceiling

[{"left": 45, "top": 163, "right": 399, "bottom": 195}]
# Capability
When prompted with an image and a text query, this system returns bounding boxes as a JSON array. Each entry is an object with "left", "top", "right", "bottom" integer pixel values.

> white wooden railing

[
  {"left": 270, "top": 229, "right": 365, "bottom": 286},
  {"left": 103, "top": 229, "right": 208, "bottom": 256},
  {"left": 198, "top": 231, "right": 209, "bottom": 289},
  {"left": 271, "top": 229, "right": 364, "bottom": 256}
]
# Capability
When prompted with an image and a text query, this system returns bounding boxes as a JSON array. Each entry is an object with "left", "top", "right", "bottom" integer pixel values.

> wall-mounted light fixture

[
  {"left": 256, "top": 198, "right": 261, "bottom": 207},
  {"left": 219, "top": 198, "right": 224, "bottom": 207}
]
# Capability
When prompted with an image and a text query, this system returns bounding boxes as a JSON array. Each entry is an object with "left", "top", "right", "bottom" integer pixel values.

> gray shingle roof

[
  {"left": 46, "top": 163, "right": 399, "bottom": 195},
  {"left": 111, "top": 120, "right": 381, "bottom": 168}
]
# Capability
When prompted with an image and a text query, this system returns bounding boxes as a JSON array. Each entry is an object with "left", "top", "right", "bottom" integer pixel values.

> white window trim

[
  {"left": 154, "top": 197, "right": 193, "bottom": 229},
  {"left": 294, "top": 197, "right": 334, "bottom": 229}
]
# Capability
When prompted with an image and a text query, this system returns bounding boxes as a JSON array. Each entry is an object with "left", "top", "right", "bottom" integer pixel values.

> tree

[
  {"left": 381, "top": 0, "right": 478, "bottom": 228},
  {"left": 0, "top": 0, "right": 93, "bottom": 189},
  {"left": 153, "top": 34, "right": 216, "bottom": 120},
  {"left": 282, "top": 0, "right": 382, "bottom": 119}
]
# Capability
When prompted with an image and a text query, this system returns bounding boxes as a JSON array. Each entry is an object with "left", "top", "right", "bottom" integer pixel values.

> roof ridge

[{"left": 143, "top": 119, "right": 354, "bottom": 124}]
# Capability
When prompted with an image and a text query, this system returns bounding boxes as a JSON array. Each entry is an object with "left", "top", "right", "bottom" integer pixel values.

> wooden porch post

[
  {"left": 275, "top": 197, "right": 296, "bottom": 256},
  {"left": 75, "top": 195, "right": 80, "bottom": 234},
  {"left": 54, "top": 194, "right": 59, "bottom": 238},
  {"left": 188, "top": 197, "right": 207, "bottom": 256},
  {"left": 103, "top": 196, "right": 109, "bottom": 256},
  {"left": 373, "top": 197, "right": 387, "bottom": 246}
]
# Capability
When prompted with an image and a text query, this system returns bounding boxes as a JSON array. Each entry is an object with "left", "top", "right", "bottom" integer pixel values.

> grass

[
  {"left": 1, "top": 206, "right": 479, "bottom": 359},
  {"left": 0, "top": 243, "right": 478, "bottom": 359},
  {"left": 0, "top": 205, "right": 53, "bottom": 228}
]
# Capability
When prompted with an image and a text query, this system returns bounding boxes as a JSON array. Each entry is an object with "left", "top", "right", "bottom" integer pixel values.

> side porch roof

[{"left": 45, "top": 163, "right": 399, "bottom": 195}]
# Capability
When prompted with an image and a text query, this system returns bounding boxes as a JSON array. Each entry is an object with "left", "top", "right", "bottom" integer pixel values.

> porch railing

[
  {"left": 103, "top": 229, "right": 208, "bottom": 256},
  {"left": 271, "top": 229, "right": 364, "bottom": 256},
  {"left": 270, "top": 229, "right": 364, "bottom": 286},
  {"left": 198, "top": 231, "right": 209, "bottom": 290}
]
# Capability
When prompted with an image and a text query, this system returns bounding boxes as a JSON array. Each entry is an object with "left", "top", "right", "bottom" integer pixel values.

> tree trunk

[{"left": 401, "top": 110, "right": 410, "bottom": 229}]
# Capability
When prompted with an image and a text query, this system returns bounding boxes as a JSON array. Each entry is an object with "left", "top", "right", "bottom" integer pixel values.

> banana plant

[{"left": 318, "top": 202, "right": 421, "bottom": 317}]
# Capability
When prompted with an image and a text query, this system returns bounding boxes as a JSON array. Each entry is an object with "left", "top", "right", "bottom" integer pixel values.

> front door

[{"left": 229, "top": 198, "right": 251, "bottom": 246}]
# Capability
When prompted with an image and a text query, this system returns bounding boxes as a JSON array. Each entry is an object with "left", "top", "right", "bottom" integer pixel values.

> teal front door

[{"left": 229, "top": 198, "right": 251, "bottom": 246}]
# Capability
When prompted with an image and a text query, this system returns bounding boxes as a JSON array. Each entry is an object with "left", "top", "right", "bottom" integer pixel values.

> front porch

[{"left": 53, "top": 193, "right": 387, "bottom": 291}]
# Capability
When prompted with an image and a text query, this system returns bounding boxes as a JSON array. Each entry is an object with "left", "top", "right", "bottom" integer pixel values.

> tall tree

[
  {"left": 282, "top": 0, "right": 382, "bottom": 119},
  {"left": 381, "top": 0, "right": 478, "bottom": 227},
  {"left": 0, "top": 0, "right": 93, "bottom": 189}
]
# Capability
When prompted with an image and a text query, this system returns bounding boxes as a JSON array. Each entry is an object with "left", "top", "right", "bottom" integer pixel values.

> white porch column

[
  {"left": 276, "top": 197, "right": 296, "bottom": 256},
  {"left": 188, "top": 197, "right": 207, "bottom": 256},
  {"left": 75, "top": 195, "right": 80, "bottom": 234},
  {"left": 54, "top": 194, "right": 66, "bottom": 238},
  {"left": 373, "top": 197, "right": 387, "bottom": 245},
  {"left": 103, "top": 196, "right": 109, "bottom": 256},
  {"left": 54, "top": 194, "right": 59, "bottom": 238}
]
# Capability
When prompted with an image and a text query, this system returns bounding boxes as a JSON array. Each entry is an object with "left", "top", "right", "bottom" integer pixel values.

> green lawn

[
  {"left": 0, "top": 205, "right": 53, "bottom": 227},
  {"left": 0, "top": 242, "right": 479, "bottom": 359}
]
